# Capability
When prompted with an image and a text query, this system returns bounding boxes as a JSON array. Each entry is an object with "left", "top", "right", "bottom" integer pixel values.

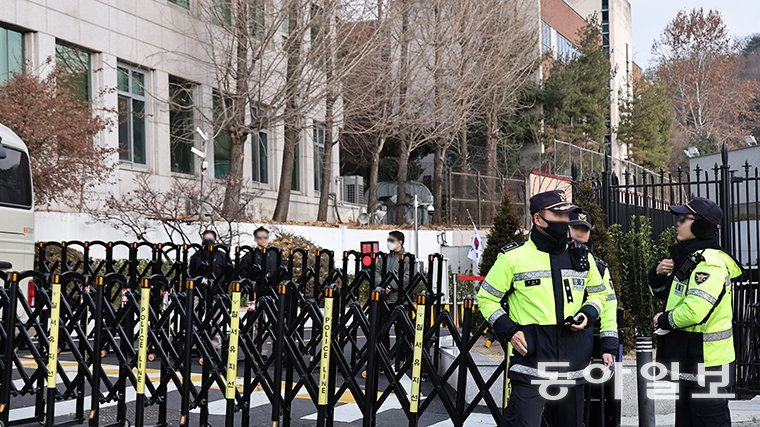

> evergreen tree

[
  {"left": 479, "top": 190, "right": 525, "bottom": 275},
  {"left": 617, "top": 77, "right": 674, "bottom": 170},
  {"left": 573, "top": 181, "right": 619, "bottom": 292},
  {"left": 541, "top": 20, "right": 612, "bottom": 145}
]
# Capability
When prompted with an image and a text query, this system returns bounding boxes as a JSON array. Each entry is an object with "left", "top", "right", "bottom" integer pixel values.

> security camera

[
  {"left": 191, "top": 146, "right": 206, "bottom": 159},
  {"left": 196, "top": 127, "right": 209, "bottom": 141}
]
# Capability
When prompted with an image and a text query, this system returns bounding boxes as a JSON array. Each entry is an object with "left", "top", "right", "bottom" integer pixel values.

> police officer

[
  {"left": 568, "top": 210, "right": 618, "bottom": 366},
  {"left": 650, "top": 197, "right": 741, "bottom": 427},
  {"left": 477, "top": 190, "right": 609, "bottom": 427}
]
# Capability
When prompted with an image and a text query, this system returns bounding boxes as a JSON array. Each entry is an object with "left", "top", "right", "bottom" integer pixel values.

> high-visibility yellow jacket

[
  {"left": 652, "top": 248, "right": 741, "bottom": 374},
  {"left": 595, "top": 259, "right": 619, "bottom": 355},
  {"left": 477, "top": 230, "right": 609, "bottom": 383}
]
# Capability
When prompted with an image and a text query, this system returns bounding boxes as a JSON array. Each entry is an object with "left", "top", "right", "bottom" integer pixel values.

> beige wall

[{"left": 0, "top": 0, "right": 346, "bottom": 222}]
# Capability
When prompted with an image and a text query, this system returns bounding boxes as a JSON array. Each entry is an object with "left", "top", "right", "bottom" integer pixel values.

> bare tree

[
  {"left": 340, "top": 0, "right": 539, "bottom": 224},
  {"left": 170, "top": 0, "right": 382, "bottom": 222},
  {"left": 95, "top": 174, "right": 260, "bottom": 245}
]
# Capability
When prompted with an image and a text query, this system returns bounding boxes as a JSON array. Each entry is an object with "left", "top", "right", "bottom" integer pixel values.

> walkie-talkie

[{"left": 674, "top": 251, "right": 705, "bottom": 281}]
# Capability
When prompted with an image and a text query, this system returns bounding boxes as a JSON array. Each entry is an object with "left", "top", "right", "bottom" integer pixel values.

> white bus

[{"left": 0, "top": 123, "right": 34, "bottom": 276}]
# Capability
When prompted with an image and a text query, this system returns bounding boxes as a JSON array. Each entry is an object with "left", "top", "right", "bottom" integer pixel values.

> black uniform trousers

[
  {"left": 502, "top": 381, "right": 584, "bottom": 427},
  {"left": 675, "top": 380, "right": 731, "bottom": 427}
]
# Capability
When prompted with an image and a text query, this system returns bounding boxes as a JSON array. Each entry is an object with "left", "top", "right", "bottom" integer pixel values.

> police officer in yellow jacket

[
  {"left": 567, "top": 210, "right": 618, "bottom": 366},
  {"left": 650, "top": 197, "right": 741, "bottom": 427},
  {"left": 477, "top": 190, "right": 609, "bottom": 427}
]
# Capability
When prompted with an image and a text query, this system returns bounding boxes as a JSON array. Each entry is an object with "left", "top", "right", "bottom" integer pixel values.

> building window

[
  {"left": 56, "top": 42, "right": 91, "bottom": 103},
  {"left": 0, "top": 26, "right": 24, "bottom": 85},
  {"left": 169, "top": 0, "right": 189, "bottom": 8},
  {"left": 213, "top": 0, "right": 232, "bottom": 25},
  {"left": 541, "top": 21, "right": 552, "bottom": 54},
  {"left": 169, "top": 78, "right": 195, "bottom": 174},
  {"left": 213, "top": 92, "right": 233, "bottom": 178},
  {"left": 556, "top": 34, "right": 578, "bottom": 60},
  {"left": 313, "top": 124, "right": 325, "bottom": 192},
  {"left": 117, "top": 64, "right": 147, "bottom": 165},
  {"left": 292, "top": 141, "right": 301, "bottom": 191},
  {"left": 252, "top": 130, "right": 268, "bottom": 184}
]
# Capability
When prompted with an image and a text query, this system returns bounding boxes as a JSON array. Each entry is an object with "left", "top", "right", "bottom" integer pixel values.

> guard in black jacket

[
  {"left": 188, "top": 229, "right": 229, "bottom": 351},
  {"left": 236, "top": 226, "right": 281, "bottom": 297},
  {"left": 189, "top": 229, "right": 229, "bottom": 291}
]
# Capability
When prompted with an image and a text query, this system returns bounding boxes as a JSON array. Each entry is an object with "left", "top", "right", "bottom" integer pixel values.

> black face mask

[
  {"left": 202, "top": 238, "right": 215, "bottom": 246},
  {"left": 539, "top": 215, "right": 569, "bottom": 240}
]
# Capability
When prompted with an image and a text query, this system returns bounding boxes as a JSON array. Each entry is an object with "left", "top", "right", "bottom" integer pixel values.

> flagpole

[{"left": 466, "top": 208, "right": 477, "bottom": 230}]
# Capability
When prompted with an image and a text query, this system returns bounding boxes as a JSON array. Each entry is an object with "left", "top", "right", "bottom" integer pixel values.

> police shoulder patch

[
  {"left": 500, "top": 241, "right": 524, "bottom": 254},
  {"left": 694, "top": 272, "right": 710, "bottom": 284},
  {"left": 595, "top": 258, "right": 608, "bottom": 275}
]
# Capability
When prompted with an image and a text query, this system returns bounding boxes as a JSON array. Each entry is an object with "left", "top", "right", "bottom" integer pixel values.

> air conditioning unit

[{"left": 342, "top": 175, "right": 364, "bottom": 205}]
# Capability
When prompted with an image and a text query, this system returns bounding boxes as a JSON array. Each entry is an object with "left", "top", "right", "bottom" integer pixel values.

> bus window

[{"left": 0, "top": 146, "right": 32, "bottom": 209}]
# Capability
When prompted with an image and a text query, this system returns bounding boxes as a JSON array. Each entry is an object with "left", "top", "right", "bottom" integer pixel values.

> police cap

[
  {"left": 569, "top": 210, "right": 593, "bottom": 229},
  {"left": 669, "top": 197, "right": 723, "bottom": 226},
  {"left": 529, "top": 190, "right": 581, "bottom": 215}
]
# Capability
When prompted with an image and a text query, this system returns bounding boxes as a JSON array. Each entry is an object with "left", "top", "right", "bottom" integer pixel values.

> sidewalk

[{"left": 619, "top": 360, "right": 760, "bottom": 426}]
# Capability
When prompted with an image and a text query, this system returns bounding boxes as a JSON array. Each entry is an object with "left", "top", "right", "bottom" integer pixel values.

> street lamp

[{"left": 194, "top": 127, "right": 210, "bottom": 229}]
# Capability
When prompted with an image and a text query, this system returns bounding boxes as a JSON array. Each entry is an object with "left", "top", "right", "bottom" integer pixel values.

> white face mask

[{"left": 386, "top": 241, "right": 397, "bottom": 252}]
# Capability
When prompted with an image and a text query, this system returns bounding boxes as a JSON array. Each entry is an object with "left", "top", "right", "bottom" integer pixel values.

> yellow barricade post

[
  {"left": 410, "top": 293, "right": 427, "bottom": 415},
  {"left": 135, "top": 278, "right": 151, "bottom": 426},
  {"left": 316, "top": 286, "right": 336, "bottom": 427},
  {"left": 45, "top": 274, "right": 62, "bottom": 426},
  {"left": 225, "top": 282, "right": 242, "bottom": 426}
]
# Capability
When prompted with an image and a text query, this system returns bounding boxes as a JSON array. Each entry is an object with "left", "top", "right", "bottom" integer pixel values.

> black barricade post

[
  {"left": 636, "top": 336, "right": 655, "bottom": 427},
  {"left": 271, "top": 283, "right": 288, "bottom": 427},
  {"left": 89, "top": 276, "right": 105, "bottom": 427},
  {"left": 317, "top": 284, "right": 337, "bottom": 427},
  {"left": 225, "top": 281, "right": 242, "bottom": 427},
  {"left": 455, "top": 296, "right": 474, "bottom": 427},
  {"left": 135, "top": 278, "right": 151, "bottom": 427},
  {"left": 45, "top": 274, "right": 62, "bottom": 427},
  {"left": 408, "top": 292, "right": 427, "bottom": 427},
  {"left": 180, "top": 279, "right": 195, "bottom": 427},
  {"left": 0, "top": 272, "right": 19, "bottom": 426},
  {"left": 363, "top": 288, "right": 382, "bottom": 427}
]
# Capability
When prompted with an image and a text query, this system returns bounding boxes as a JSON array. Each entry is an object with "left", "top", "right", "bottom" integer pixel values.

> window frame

[
  {"left": 116, "top": 62, "right": 148, "bottom": 166},
  {"left": 313, "top": 123, "right": 326, "bottom": 193},
  {"left": 0, "top": 25, "right": 24, "bottom": 85},
  {"left": 251, "top": 129, "right": 269, "bottom": 185},
  {"left": 540, "top": 21, "right": 552, "bottom": 54},
  {"left": 169, "top": 77, "right": 196, "bottom": 175},
  {"left": 213, "top": 91, "right": 233, "bottom": 179},
  {"left": 55, "top": 41, "right": 92, "bottom": 103}
]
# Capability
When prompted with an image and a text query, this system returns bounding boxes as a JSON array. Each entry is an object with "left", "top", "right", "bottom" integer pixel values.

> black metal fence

[
  {"left": 578, "top": 144, "right": 760, "bottom": 398},
  {"left": 0, "top": 241, "right": 622, "bottom": 426}
]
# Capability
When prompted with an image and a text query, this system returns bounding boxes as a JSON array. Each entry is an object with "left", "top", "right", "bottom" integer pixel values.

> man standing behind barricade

[
  {"left": 476, "top": 190, "right": 609, "bottom": 427},
  {"left": 237, "top": 226, "right": 281, "bottom": 298},
  {"left": 188, "top": 229, "right": 229, "bottom": 351},
  {"left": 649, "top": 197, "right": 741, "bottom": 427},
  {"left": 374, "top": 230, "right": 412, "bottom": 373},
  {"left": 189, "top": 229, "right": 229, "bottom": 305}
]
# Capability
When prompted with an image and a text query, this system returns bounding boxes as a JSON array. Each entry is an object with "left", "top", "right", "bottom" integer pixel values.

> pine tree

[
  {"left": 573, "top": 181, "right": 619, "bottom": 292},
  {"left": 479, "top": 190, "right": 525, "bottom": 275}
]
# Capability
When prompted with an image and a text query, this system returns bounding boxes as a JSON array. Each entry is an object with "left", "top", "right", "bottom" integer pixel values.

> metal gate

[
  {"left": 579, "top": 144, "right": 760, "bottom": 398},
  {"left": 0, "top": 241, "right": 528, "bottom": 426}
]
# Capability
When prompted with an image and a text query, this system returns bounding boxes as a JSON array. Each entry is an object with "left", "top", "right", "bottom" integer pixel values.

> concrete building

[
  {"left": 0, "top": 0, "right": 352, "bottom": 223},
  {"left": 540, "top": 0, "right": 633, "bottom": 172}
]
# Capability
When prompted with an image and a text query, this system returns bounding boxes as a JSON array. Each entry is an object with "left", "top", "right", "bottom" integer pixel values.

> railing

[{"left": 0, "top": 241, "right": 621, "bottom": 426}]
